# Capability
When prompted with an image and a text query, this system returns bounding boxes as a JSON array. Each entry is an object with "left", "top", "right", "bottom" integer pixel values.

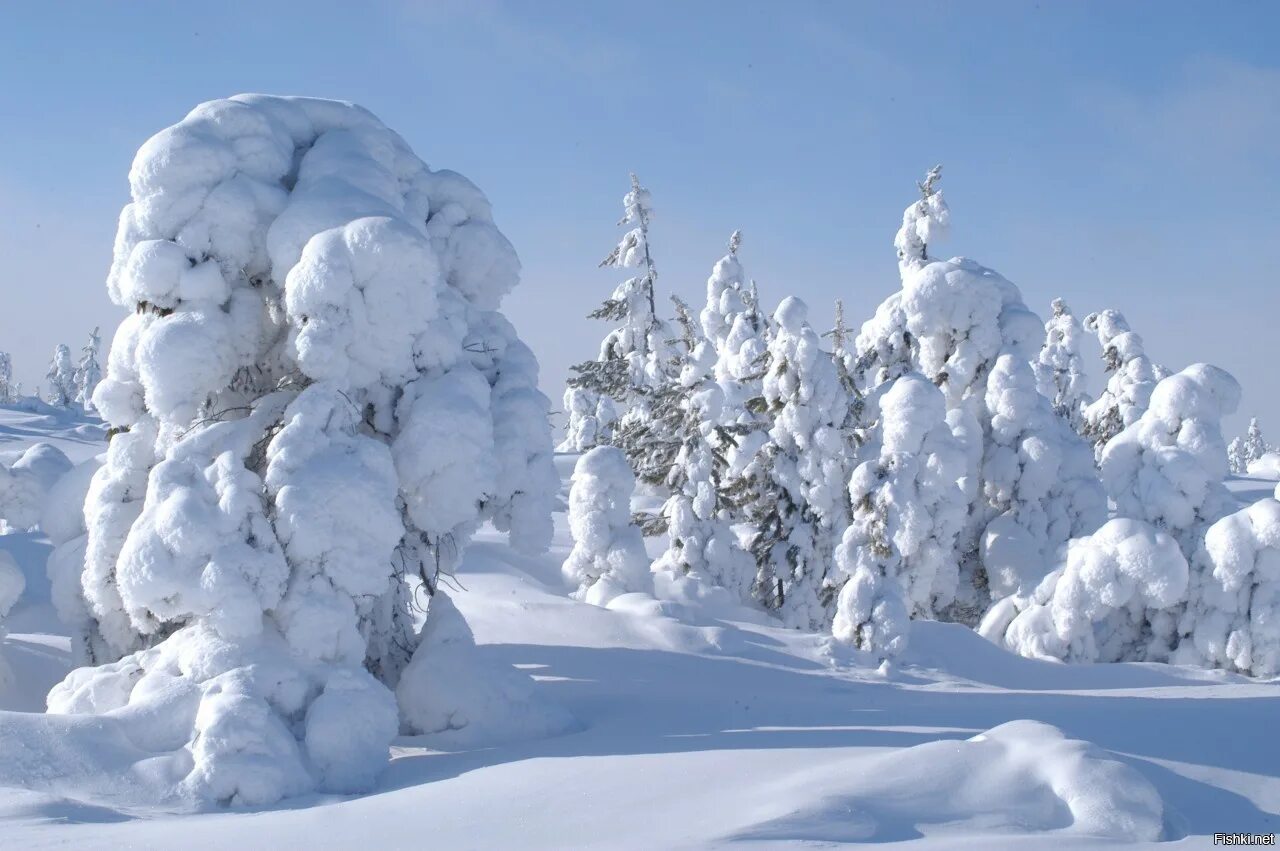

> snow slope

[{"left": 0, "top": 410, "right": 1277, "bottom": 848}]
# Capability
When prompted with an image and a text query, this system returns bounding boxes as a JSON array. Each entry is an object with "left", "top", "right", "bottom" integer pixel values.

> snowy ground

[{"left": 0, "top": 408, "right": 1277, "bottom": 849}]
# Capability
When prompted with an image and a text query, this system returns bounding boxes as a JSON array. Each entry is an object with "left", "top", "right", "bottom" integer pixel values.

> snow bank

[
  {"left": 735, "top": 720, "right": 1164, "bottom": 844},
  {"left": 1247, "top": 452, "right": 1280, "bottom": 479}
]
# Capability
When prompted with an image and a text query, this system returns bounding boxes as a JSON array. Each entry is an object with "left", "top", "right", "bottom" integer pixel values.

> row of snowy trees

[
  {"left": 560, "top": 167, "right": 1279, "bottom": 680},
  {"left": 0, "top": 330, "right": 102, "bottom": 410}
]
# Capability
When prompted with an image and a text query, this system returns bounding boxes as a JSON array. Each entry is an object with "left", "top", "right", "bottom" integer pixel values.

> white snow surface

[{"left": 0, "top": 408, "right": 1277, "bottom": 847}]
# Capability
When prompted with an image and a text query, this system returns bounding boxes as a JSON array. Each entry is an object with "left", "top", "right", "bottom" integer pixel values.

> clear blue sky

[{"left": 2, "top": 1, "right": 1277, "bottom": 438}]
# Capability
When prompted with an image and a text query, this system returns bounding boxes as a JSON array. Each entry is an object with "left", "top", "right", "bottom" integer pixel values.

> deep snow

[{"left": 0, "top": 408, "right": 1277, "bottom": 849}]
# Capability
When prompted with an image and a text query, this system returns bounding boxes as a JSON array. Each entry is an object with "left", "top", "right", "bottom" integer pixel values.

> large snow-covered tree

[
  {"left": 832, "top": 373, "right": 966, "bottom": 660},
  {"left": 45, "top": 344, "right": 76, "bottom": 407},
  {"left": 737, "top": 296, "right": 848, "bottom": 630},
  {"left": 1033, "top": 299, "right": 1090, "bottom": 432},
  {"left": 47, "top": 95, "right": 556, "bottom": 806},
  {"left": 855, "top": 168, "right": 1105, "bottom": 625}
]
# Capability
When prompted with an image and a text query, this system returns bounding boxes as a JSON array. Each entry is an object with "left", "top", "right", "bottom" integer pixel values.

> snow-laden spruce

[
  {"left": 75, "top": 327, "right": 103, "bottom": 412},
  {"left": 980, "top": 519, "right": 1189, "bottom": 663},
  {"left": 563, "top": 446, "right": 652, "bottom": 605},
  {"left": 701, "top": 232, "right": 769, "bottom": 427},
  {"left": 1174, "top": 496, "right": 1280, "bottom": 676},
  {"left": 557, "top": 386, "right": 617, "bottom": 452},
  {"left": 1100, "top": 363, "right": 1240, "bottom": 559},
  {"left": 564, "top": 173, "right": 671, "bottom": 465},
  {"left": 1033, "top": 299, "right": 1090, "bottom": 432},
  {"left": 45, "top": 95, "right": 556, "bottom": 806},
  {"left": 45, "top": 344, "right": 76, "bottom": 407},
  {"left": 856, "top": 169, "right": 1105, "bottom": 624},
  {"left": 1228, "top": 417, "right": 1270, "bottom": 475},
  {"left": 1081, "top": 309, "right": 1169, "bottom": 453},
  {"left": 738, "top": 296, "right": 849, "bottom": 630},
  {"left": 833, "top": 373, "right": 966, "bottom": 659}
]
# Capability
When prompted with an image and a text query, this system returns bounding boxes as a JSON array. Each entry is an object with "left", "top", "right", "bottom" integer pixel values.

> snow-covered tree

[
  {"left": 1080, "top": 309, "right": 1168, "bottom": 453},
  {"left": 737, "top": 297, "right": 848, "bottom": 630},
  {"left": 1033, "top": 299, "right": 1090, "bottom": 431},
  {"left": 0, "top": 353, "right": 15, "bottom": 404},
  {"left": 558, "top": 386, "right": 617, "bottom": 452},
  {"left": 45, "top": 344, "right": 76, "bottom": 407},
  {"left": 980, "top": 519, "right": 1189, "bottom": 664},
  {"left": 0, "top": 443, "right": 72, "bottom": 532},
  {"left": 46, "top": 95, "right": 556, "bottom": 806},
  {"left": 894, "top": 164, "right": 949, "bottom": 275},
  {"left": 566, "top": 173, "right": 671, "bottom": 466},
  {"left": 1175, "top": 496, "right": 1280, "bottom": 676},
  {"left": 74, "top": 327, "right": 102, "bottom": 412},
  {"left": 562, "top": 446, "right": 652, "bottom": 605},
  {"left": 1228, "top": 417, "right": 1269, "bottom": 474},
  {"left": 701, "top": 232, "right": 769, "bottom": 425},
  {"left": 856, "top": 168, "right": 1105, "bottom": 625},
  {"left": 1100, "top": 364, "right": 1240, "bottom": 559},
  {"left": 832, "top": 374, "right": 966, "bottom": 659}
]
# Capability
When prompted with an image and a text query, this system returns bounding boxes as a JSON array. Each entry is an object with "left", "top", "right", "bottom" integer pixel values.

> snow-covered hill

[{"left": 0, "top": 408, "right": 1276, "bottom": 849}]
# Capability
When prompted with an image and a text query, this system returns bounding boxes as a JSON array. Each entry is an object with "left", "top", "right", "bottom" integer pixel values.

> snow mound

[
  {"left": 395, "top": 591, "right": 578, "bottom": 748},
  {"left": 1247, "top": 452, "right": 1280, "bottom": 479},
  {"left": 733, "top": 720, "right": 1164, "bottom": 844},
  {"left": 0, "top": 443, "right": 72, "bottom": 531}
]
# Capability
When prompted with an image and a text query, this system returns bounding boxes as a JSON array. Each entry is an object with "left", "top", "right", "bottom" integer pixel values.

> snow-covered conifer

[
  {"left": 701, "top": 233, "right": 769, "bottom": 423},
  {"left": 894, "top": 165, "right": 949, "bottom": 275},
  {"left": 566, "top": 174, "right": 670, "bottom": 442},
  {"left": 0, "top": 354, "right": 14, "bottom": 404},
  {"left": 558, "top": 386, "right": 617, "bottom": 452},
  {"left": 737, "top": 297, "right": 847, "bottom": 630},
  {"left": 45, "top": 344, "right": 76, "bottom": 407},
  {"left": 47, "top": 95, "right": 555, "bottom": 805},
  {"left": 832, "top": 374, "right": 966, "bottom": 659},
  {"left": 74, "top": 327, "right": 102, "bottom": 412},
  {"left": 1080, "top": 309, "right": 1169, "bottom": 453},
  {"left": 1228, "top": 417, "right": 1269, "bottom": 474},
  {"left": 1033, "top": 299, "right": 1089, "bottom": 431},
  {"left": 980, "top": 519, "right": 1189, "bottom": 663},
  {"left": 1100, "top": 364, "right": 1240, "bottom": 559},
  {"left": 856, "top": 168, "right": 1105, "bottom": 625},
  {"left": 562, "top": 446, "right": 652, "bottom": 605}
]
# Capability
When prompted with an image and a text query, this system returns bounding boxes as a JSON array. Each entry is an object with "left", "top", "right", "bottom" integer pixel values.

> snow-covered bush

[
  {"left": 1081, "top": 309, "right": 1168, "bottom": 453},
  {"left": 45, "top": 94, "right": 555, "bottom": 806},
  {"left": 832, "top": 373, "right": 966, "bottom": 659},
  {"left": 45, "top": 344, "right": 76, "bottom": 408},
  {"left": 856, "top": 169, "right": 1104, "bottom": 625},
  {"left": 563, "top": 446, "right": 652, "bottom": 605},
  {"left": 737, "top": 297, "right": 848, "bottom": 630},
  {"left": 1174, "top": 497, "right": 1280, "bottom": 676},
  {"left": 75, "top": 327, "right": 102, "bottom": 412},
  {"left": 1100, "top": 364, "right": 1240, "bottom": 558},
  {"left": 1033, "top": 298, "right": 1090, "bottom": 431},
  {"left": 980, "top": 519, "right": 1189, "bottom": 663},
  {"left": 0, "top": 443, "right": 72, "bottom": 532}
]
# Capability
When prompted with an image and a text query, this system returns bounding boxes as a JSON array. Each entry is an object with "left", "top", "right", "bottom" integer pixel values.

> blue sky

[{"left": 2, "top": 1, "right": 1277, "bottom": 438}]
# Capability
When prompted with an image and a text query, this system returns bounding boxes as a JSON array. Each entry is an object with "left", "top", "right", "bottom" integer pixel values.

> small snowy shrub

[
  {"left": 0, "top": 443, "right": 72, "bottom": 532},
  {"left": 980, "top": 519, "right": 1189, "bottom": 663},
  {"left": 563, "top": 446, "right": 652, "bottom": 605}
]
